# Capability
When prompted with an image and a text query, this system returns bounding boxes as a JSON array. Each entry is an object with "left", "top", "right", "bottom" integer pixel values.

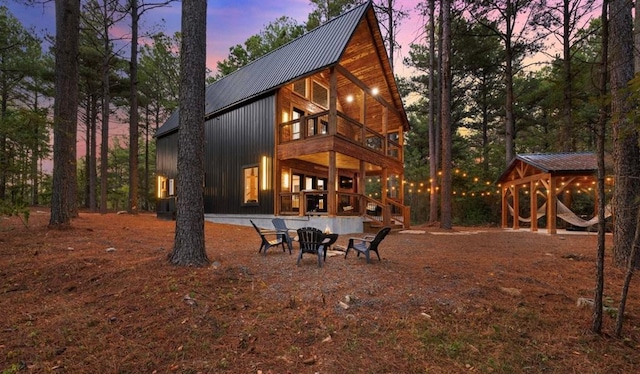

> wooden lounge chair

[
  {"left": 250, "top": 220, "right": 287, "bottom": 256},
  {"left": 296, "top": 227, "right": 328, "bottom": 267},
  {"left": 344, "top": 227, "right": 391, "bottom": 263}
]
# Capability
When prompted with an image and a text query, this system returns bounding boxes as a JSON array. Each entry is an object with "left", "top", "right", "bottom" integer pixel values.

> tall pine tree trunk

[
  {"left": 560, "top": 0, "right": 574, "bottom": 152},
  {"left": 428, "top": 0, "right": 438, "bottom": 223},
  {"left": 440, "top": 0, "right": 452, "bottom": 229},
  {"left": 50, "top": 0, "right": 80, "bottom": 227},
  {"left": 592, "top": 0, "right": 608, "bottom": 334},
  {"left": 169, "top": 0, "right": 209, "bottom": 266},
  {"left": 128, "top": 0, "right": 139, "bottom": 214},
  {"left": 610, "top": 0, "right": 640, "bottom": 268}
]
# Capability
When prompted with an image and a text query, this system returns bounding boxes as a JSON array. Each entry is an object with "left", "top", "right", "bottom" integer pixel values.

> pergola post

[
  {"left": 512, "top": 185, "right": 520, "bottom": 230},
  {"left": 530, "top": 181, "right": 538, "bottom": 232},
  {"left": 547, "top": 176, "right": 557, "bottom": 234}
]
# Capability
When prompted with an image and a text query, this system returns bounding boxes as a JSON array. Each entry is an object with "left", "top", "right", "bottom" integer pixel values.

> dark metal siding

[
  {"left": 204, "top": 95, "right": 276, "bottom": 214},
  {"left": 156, "top": 132, "right": 178, "bottom": 179}
]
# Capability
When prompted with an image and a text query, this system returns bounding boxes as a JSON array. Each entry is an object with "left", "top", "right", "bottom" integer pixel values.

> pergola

[{"left": 497, "top": 152, "right": 605, "bottom": 234}]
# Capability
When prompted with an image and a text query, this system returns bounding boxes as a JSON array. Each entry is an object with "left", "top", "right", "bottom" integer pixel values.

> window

[
  {"left": 168, "top": 179, "right": 176, "bottom": 196},
  {"left": 292, "top": 108, "right": 304, "bottom": 140},
  {"left": 292, "top": 79, "right": 307, "bottom": 97},
  {"left": 312, "top": 80, "right": 328, "bottom": 108},
  {"left": 243, "top": 165, "right": 259, "bottom": 204},
  {"left": 157, "top": 176, "right": 168, "bottom": 198}
]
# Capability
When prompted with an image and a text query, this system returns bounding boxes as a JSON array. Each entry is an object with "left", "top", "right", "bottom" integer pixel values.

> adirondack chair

[
  {"left": 250, "top": 220, "right": 287, "bottom": 256},
  {"left": 272, "top": 218, "right": 295, "bottom": 252},
  {"left": 296, "top": 227, "right": 329, "bottom": 267},
  {"left": 344, "top": 227, "right": 391, "bottom": 263}
]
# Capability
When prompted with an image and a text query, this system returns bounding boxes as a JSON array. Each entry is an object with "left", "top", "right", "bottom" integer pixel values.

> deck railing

[
  {"left": 278, "top": 111, "right": 401, "bottom": 161},
  {"left": 277, "top": 191, "right": 410, "bottom": 228}
]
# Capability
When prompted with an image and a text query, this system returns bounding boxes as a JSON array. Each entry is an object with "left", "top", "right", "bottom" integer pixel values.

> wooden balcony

[{"left": 277, "top": 111, "right": 402, "bottom": 168}]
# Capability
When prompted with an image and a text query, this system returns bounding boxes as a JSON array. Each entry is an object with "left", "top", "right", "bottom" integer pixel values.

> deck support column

[
  {"left": 359, "top": 160, "right": 366, "bottom": 214},
  {"left": 328, "top": 151, "right": 337, "bottom": 217},
  {"left": 328, "top": 67, "right": 337, "bottom": 136}
]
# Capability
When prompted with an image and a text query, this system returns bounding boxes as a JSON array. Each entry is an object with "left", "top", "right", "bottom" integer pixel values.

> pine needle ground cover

[{"left": 1, "top": 211, "right": 638, "bottom": 373}]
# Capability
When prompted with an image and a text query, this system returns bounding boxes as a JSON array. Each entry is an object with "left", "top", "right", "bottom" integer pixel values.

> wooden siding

[{"left": 204, "top": 95, "right": 276, "bottom": 214}]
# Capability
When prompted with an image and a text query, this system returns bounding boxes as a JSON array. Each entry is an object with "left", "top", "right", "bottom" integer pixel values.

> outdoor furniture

[
  {"left": 344, "top": 226, "right": 391, "bottom": 263},
  {"left": 250, "top": 220, "right": 287, "bottom": 256},
  {"left": 272, "top": 218, "right": 295, "bottom": 252},
  {"left": 296, "top": 227, "right": 334, "bottom": 267}
]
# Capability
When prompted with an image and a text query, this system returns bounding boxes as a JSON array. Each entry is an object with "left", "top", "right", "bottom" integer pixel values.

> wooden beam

[
  {"left": 329, "top": 67, "right": 337, "bottom": 136},
  {"left": 530, "top": 180, "right": 538, "bottom": 232},
  {"left": 512, "top": 185, "right": 520, "bottom": 230},
  {"left": 547, "top": 176, "right": 557, "bottom": 234},
  {"left": 501, "top": 186, "right": 509, "bottom": 228},
  {"left": 328, "top": 151, "right": 337, "bottom": 217},
  {"left": 335, "top": 64, "right": 400, "bottom": 116}
]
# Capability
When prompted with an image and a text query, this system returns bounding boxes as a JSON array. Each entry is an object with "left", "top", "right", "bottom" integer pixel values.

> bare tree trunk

[
  {"left": 615, "top": 209, "right": 640, "bottom": 337},
  {"left": 504, "top": 0, "right": 516, "bottom": 165},
  {"left": 635, "top": 0, "right": 640, "bottom": 72},
  {"left": 144, "top": 104, "right": 150, "bottom": 211},
  {"left": 99, "top": 0, "right": 111, "bottom": 214},
  {"left": 50, "top": 0, "right": 80, "bottom": 227},
  {"left": 128, "top": 0, "right": 139, "bottom": 214},
  {"left": 428, "top": 0, "right": 438, "bottom": 223},
  {"left": 169, "top": 0, "right": 209, "bottom": 266},
  {"left": 84, "top": 97, "right": 91, "bottom": 208},
  {"left": 560, "top": 0, "right": 574, "bottom": 152},
  {"left": 439, "top": 0, "right": 452, "bottom": 230},
  {"left": 90, "top": 94, "right": 98, "bottom": 211},
  {"left": 592, "top": 0, "right": 608, "bottom": 334},
  {"left": 30, "top": 91, "right": 41, "bottom": 206},
  {"left": 610, "top": 0, "right": 640, "bottom": 268}
]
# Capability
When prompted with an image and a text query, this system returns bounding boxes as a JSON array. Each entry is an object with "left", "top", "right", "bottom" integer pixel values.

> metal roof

[
  {"left": 516, "top": 152, "right": 598, "bottom": 172},
  {"left": 496, "top": 152, "right": 599, "bottom": 184},
  {"left": 156, "top": 2, "right": 371, "bottom": 137}
]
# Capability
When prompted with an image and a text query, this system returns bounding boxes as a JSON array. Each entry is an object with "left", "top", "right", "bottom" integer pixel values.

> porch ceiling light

[
  {"left": 346, "top": 94, "right": 354, "bottom": 103},
  {"left": 371, "top": 87, "right": 379, "bottom": 95}
]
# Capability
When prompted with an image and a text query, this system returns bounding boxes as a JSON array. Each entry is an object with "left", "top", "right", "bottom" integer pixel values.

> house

[
  {"left": 155, "top": 1, "right": 410, "bottom": 234},
  {"left": 497, "top": 152, "right": 613, "bottom": 234}
]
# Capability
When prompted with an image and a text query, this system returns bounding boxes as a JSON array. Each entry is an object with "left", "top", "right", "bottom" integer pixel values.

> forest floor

[{"left": 1, "top": 209, "right": 639, "bottom": 373}]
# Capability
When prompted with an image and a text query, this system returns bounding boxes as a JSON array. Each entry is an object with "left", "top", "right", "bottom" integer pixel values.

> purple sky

[
  {"left": 9, "top": 0, "right": 425, "bottom": 77},
  {"left": 7, "top": 0, "right": 424, "bottom": 165}
]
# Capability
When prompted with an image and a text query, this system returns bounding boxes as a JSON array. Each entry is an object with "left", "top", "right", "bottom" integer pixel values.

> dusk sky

[{"left": 8, "top": 0, "right": 426, "bottom": 78}]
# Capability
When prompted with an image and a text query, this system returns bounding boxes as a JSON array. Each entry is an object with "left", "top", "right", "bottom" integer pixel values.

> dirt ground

[{"left": 1, "top": 209, "right": 639, "bottom": 373}]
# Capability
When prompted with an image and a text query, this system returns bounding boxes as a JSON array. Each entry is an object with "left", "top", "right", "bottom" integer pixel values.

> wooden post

[
  {"left": 530, "top": 180, "right": 538, "bottom": 232},
  {"left": 513, "top": 185, "right": 520, "bottom": 230},
  {"left": 329, "top": 68, "right": 337, "bottom": 136},
  {"left": 328, "top": 151, "right": 337, "bottom": 217},
  {"left": 359, "top": 160, "right": 366, "bottom": 214},
  {"left": 548, "top": 177, "right": 557, "bottom": 234},
  {"left": 501, "top": 185, "right": 508, "bottom": 228}
]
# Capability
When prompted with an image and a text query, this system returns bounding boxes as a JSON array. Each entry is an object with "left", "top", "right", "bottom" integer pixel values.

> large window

[
  {"left": 243, "top": 165, "right": 259, "bottom": 204},
  {"left": 312, "top": 80, "right": 328, "bottom": 108},
  {"left": 292, "top": 79, "right": 307, "bottom": 97}
]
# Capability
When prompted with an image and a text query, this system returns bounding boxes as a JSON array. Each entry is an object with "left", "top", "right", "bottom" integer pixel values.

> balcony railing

[
  {"left": 278, "top": 111, "right": 401, "bottom": 161},
  {"left": 277, "top": 191, "right": 410, "bottom": 228}
]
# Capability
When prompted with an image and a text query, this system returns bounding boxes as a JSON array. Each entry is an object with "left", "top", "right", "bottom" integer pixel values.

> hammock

[
  {"left": 556, "top": 200, "right": 613, "bottom": 227},
  {"left": 509, "top": 200, "right": 613, "bottom": 227},
  {"left": 507, "top": 202, "right": 547, "bottom": 223}
]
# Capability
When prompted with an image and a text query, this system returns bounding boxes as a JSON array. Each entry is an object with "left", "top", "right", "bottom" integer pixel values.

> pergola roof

[{"left": 497, "top": 152, "right": 597, "bottom": 185}]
